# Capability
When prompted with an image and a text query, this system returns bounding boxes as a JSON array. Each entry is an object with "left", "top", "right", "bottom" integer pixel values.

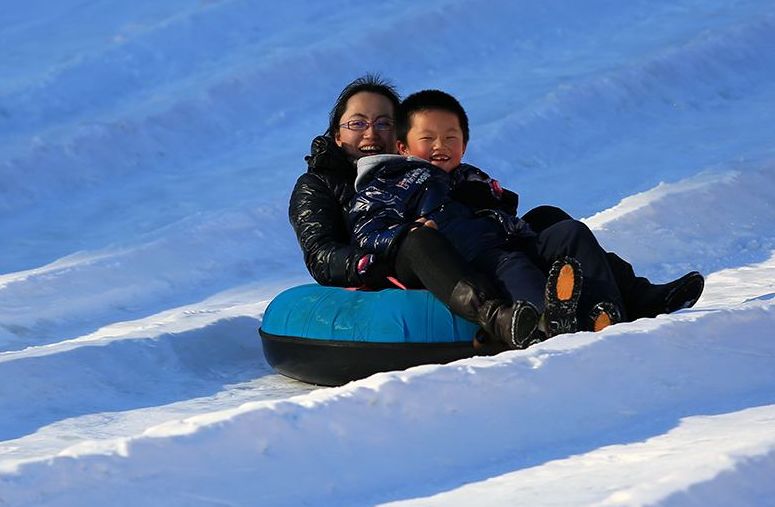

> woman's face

[{"left": 334, "top": 92, "right": 397, "bottom": 161}]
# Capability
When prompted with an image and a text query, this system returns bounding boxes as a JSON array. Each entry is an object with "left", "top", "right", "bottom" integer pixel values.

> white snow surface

[{"left": 2, "top": 1, "right": 775, "bottom": 505}]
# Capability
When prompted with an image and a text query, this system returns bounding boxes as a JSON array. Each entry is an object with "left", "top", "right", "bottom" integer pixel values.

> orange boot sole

[{"left": 543, "top": 257, "right": 583, "bottom": 338}]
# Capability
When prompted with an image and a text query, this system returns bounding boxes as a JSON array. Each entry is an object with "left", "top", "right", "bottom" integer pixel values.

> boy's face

[{"left": 397, "top": 109, "right": 466, "bottom": 173}]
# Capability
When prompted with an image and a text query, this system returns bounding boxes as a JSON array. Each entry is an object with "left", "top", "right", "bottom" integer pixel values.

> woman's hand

[{"left": 356, "top": 253, "right": 393, "bottom": 289}]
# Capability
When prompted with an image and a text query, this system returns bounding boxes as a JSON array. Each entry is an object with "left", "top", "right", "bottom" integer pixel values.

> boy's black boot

[
  {"left": 449, "top": 280, "right": 541, "bottom": 350},
  {"left": 627, "top": 271, "right": 705, "bottom": 319},
  {"left": 542, "top": 257, "right": 583, "bottom": 338}
]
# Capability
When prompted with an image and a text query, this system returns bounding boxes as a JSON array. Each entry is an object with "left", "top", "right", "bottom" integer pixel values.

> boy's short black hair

[
  {"left": 397, "top": 89, "right": 470, "bottom": 144},
  {"left": 327, "top": 74, "right": 401, "bottom": 137}
]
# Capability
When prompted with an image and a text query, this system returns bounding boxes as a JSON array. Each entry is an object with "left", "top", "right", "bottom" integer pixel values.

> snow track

[
  {"left": 0, "top": 284, "right": 312, "bottom": 464},
  {"left": 2, "top": 272, "right": 774, "bottom": 505},
  {"left": 2, "top": 0, "right": 775, "bottom": 505}
]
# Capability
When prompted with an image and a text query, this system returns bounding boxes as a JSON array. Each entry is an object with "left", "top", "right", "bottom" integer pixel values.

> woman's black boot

[{"left": 449, "top": 279, "right": 541, "bottom": 350}]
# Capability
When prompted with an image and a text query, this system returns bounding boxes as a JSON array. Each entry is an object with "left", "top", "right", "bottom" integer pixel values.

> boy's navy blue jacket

[{"left": 349, "top": 155, "right": 535, "bottom": 262}]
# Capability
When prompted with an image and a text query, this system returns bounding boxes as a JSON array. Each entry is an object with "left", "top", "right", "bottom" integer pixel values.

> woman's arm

[{"left": 289, "top": 172, "right": 366, "bottom": 287}]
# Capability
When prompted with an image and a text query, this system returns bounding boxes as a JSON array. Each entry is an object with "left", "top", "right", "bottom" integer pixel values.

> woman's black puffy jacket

[{"left": 288, "top": 136, "right": 369, "bottom": 287}]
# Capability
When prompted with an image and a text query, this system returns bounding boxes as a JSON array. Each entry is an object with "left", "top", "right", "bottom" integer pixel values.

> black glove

[
  {"left": 305, "top": 135, "right": 351, "bottom": 172},
  {"left": 356, "top": 254, "right": 394, "bottom": 289},
  {"left": 452, "top": 179, "right": 518, "bottom": 213},
  {"left": 451, "top": 180, "right": 492, "bottom": 208}
]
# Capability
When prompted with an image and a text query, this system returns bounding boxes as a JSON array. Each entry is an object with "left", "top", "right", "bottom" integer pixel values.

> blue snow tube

[{"left": 259, "top": 284, "right": 481, "bottom": 386}]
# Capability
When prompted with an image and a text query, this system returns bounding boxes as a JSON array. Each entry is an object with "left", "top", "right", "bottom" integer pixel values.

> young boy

[{"left": 349, "top": 90, "right": 629, "bottom": 347}]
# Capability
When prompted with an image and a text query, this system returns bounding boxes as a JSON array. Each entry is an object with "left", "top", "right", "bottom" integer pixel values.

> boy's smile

[{"left": 398, "top": 109, "right": 466, "bottom": 173}]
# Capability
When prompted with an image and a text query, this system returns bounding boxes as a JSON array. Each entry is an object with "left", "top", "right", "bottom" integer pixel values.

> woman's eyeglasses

[{"left": 339, "top": 119, "right": 394, "bottom": 131}]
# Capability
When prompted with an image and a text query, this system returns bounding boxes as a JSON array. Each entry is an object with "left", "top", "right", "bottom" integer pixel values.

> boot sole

[
  {"left": 510, "top": 302, "right": 540, "bottom": 349},
  {"left": 557, "top": 264, "right": 576, "bottom": 301},
  {"left": 589, "top": 301, "right": 622, "bottom": 332},
  {"left": 544, "top": 257, "right": 582, "bottom": 337},
  {"left": 665, "top": 271, "right": 705, "bottom": 313},
  {"left": 593, "top": 312, "right": 612, "bottom": 332}
]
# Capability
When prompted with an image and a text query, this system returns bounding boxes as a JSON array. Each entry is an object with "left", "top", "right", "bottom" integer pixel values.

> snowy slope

[{"left": 1, "top": 1, "right": 774, "bottom": 505}]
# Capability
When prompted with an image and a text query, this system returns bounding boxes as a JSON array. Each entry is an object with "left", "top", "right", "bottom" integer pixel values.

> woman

[
  {"left": 288, "top": 74, "right": 541, "bottom": 349},
  {"left": 288, "top": 74, "right": 704, "bottom": 347}
]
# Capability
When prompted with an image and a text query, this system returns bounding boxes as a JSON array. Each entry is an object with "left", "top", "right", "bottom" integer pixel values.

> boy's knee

[
  {"left": 548, "top": 218, "right": 589, "bottom": 237},
  {"left": 541, "top": 219, "right": 597, "bottom": 252},
  {"left": 523, "top": 206, "right": 573, "bottom": 232}
]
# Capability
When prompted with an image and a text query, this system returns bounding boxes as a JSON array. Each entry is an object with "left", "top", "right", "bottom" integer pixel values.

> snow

[{"left": 1, "top": 1, "right": 774, "bottom": 505}]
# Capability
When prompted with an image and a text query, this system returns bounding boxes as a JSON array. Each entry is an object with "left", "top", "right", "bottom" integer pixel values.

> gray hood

[{"left": 354, "top": 154, "right": 429, "bottom": 191}]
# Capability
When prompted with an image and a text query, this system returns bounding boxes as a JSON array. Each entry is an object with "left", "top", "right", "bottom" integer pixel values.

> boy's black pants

[
  {"left": 529, "top": 219, "right": 626, "bottom": 320},
  {"left": 465, "top": 217, "right": 626, "bottom": 320},
  {"left": 523, "top": 205, "right": 645, "bottom": 319},
  {"left": 393, "top": 211, "right": 631, "bottom": 324}
]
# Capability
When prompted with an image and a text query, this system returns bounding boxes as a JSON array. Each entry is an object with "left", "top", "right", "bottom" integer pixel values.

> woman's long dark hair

[{"left": 326, "top": 74, "right": 400, "bottom": 137}]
